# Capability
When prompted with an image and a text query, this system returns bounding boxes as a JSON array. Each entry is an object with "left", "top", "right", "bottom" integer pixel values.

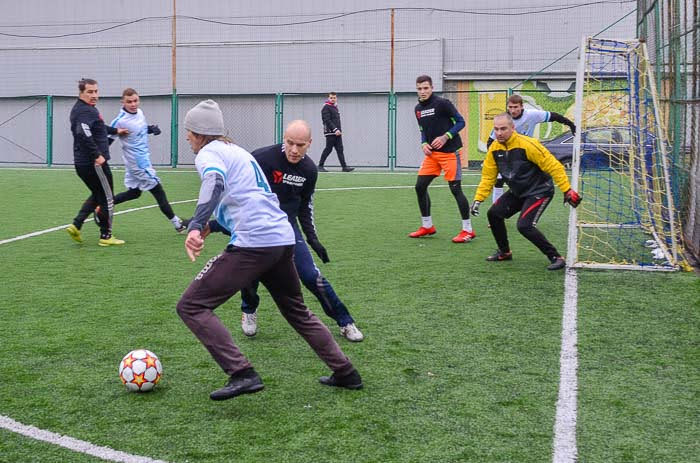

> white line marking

[
  {"left": 0, "top": 184, "right": 479, "bottom": 246},
  {"left": 0, "top": 199, "right": 194, "bottom": 246},
  {"left": 0, "top": 167, "right": 483, "bottom": 176},
  {"left": 553, "top": 267, "right": 579, "bottom": 463},
  {"left": 0, "top": 415, "right": 171, "bottom": 463}
]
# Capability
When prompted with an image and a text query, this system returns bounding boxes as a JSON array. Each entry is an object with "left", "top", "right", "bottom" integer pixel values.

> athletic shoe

[
  {"left": 486, "top": 249, "right": 512, "bottom": 261},
  {"left": 241, "top": 311, "right": 258, "bottom": 337},
  {"left": 98, "top": 236, "right": 125, "bottom": 247},
  {"left": 547, "top": 256, "right": 566, "bottom": 270},
  {"left": 317, "top": 166, "right": 328, "bottom": 172},
  {"left": 342, "top": 167, "right": 355, "bottom": 172},
  {"left": 210, "top": 368, "right": 264, "bottom": 401},
  {"left": 175, "top": 218, "right": 190, "bottom": 234},
  {"left": 452, "top": 230, "right": 476, "bottom": 243},
  {"left": 319, "top": 368, "right": 363, "bottom": 390},
  {"left": 66, "top": 224, "right": 83, "bottom": 243},
  {"left": 408, "top": 225, "right": 436, "bottom": 238},
  {"left": 93, "top": 206, "right": 102, "bottom": 226},
  {"left": 340, "top": 323, "right": 364, "bottom": 342}
]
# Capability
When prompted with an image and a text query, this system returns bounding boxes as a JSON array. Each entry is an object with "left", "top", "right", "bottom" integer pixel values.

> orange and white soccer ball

[{"left": 118, "top": 349, "right": 163, "bottom": 392}]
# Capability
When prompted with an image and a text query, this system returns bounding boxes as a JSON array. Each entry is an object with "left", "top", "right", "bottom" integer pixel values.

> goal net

[{"left": 566, "top": 37, "right": 687, "bottom": 271}]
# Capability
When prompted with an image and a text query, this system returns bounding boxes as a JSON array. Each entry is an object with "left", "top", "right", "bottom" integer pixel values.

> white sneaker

[
  {"left": 241, "top": 311, "right": 257, "bottom": 337},
  {"left": 340, "top": 323, "right": 364, "bottom": 342}
]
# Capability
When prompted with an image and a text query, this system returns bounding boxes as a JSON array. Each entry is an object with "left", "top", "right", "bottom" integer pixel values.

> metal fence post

[
  {"left": 46, "top": 95, "right": 53, "bottom": 167},
  {"left": 170, "top": 91, "right": 178, "bottom": 167},
  {"left": 388, "top": 91, "right": 397, "bottom": 170},
  {"left": 275, "top": 93, "right": 284, "bottom": 144}
]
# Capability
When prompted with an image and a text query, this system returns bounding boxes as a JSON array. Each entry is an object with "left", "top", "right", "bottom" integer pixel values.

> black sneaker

[
  {"left": 210, "top": 368, "right": 264, "bottom": 401},
  {"left": 547, "top": 256, "right": 566, "bottom": 270},
  {"left": 319, "top": 368, "right": 363, "bottom": 390},
  {"left": 486, "top": 249, "right": 513, "bottom": 262},
  {"left": 342, "top": 167, "right": 355, "bottom": 172},
  {"left": 317, "top": 166, "right": 328, "bottom": 172}
]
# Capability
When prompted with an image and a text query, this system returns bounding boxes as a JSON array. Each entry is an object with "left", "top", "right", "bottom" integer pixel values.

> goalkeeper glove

[
  {"left": 308, "top": 238, "right": 330, "bottom": 263},
  {"left": 564, "top": 189, "right": 582, "bottom": 207},
  {"left": 470, "top": 200, "right": 481, "bottom": 217},
  {"left": 148, "top": 125, "right": 162, "bottom": 136}
]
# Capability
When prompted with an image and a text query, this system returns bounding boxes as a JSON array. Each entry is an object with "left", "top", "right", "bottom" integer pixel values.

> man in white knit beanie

[{"left": 176, "top": 100, "right": 362, "bottom": 401}]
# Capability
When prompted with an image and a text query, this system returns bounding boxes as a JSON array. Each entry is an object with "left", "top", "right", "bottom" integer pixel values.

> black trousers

[
  {"left": 487, "top": 190, "right": 560, "bottom": 260},
  {"left": 319, "top": 135, "right": 347, "bottom": 168},
  {"left": 176, "top": 245, "right": 354, "bottom": 377},
  {"left": 73, "top": 162, "right": 114, "bottom": 237},
  {"left": 114, "top": 183, "right": 175, "bottom": 220}
]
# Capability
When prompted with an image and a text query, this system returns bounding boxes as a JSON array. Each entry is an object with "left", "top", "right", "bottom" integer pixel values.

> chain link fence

[{"left": 638, "top": 0, "right": 699, "bottom": 262}]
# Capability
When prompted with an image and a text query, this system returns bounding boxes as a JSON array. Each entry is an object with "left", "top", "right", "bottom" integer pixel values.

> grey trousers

[{"left": 176, "top": 245, "right": 354, "bottom": 377}]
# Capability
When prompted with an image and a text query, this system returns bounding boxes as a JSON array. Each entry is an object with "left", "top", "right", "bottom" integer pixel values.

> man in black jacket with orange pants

[
  {"left": 65, "top": 78, "right": 128, "bottom": 246},
  {"left": 318, "top": 92, "right": 354, "bottom": 172}
]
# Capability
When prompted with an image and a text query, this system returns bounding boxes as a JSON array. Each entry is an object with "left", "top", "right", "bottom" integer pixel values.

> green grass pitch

[{"left": 0, "top": 168, "right": 697, "bottom": 462}]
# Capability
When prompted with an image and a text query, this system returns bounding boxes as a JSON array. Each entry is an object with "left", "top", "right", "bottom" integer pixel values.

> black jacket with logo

[
  {"left": 70, "top": 99, "right": 117, "bottom": 166},
  {"left": 321, "top": 102, "right": 341, "bottom": 136},
  {"left": 252, "top": 144, "right": 319, "bottom": 241},
  {"left": 414, "top": 94, "right": 465, "bottom": 153}
]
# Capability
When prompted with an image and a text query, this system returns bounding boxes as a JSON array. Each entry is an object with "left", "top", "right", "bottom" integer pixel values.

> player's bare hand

[
  {"left": 431, "top": 135, "right": 448, "bottom": 150},
  {"left": 185, "top": 230, "right": 205, "bottom": 262},
  {"left": 422, "top": 144, "right": 433, "bottom": 156},
  {"left": 334, "top": 129, "right": 342, "bottom": 136},
  {"left": 117, "top": 128, "right": 129, "bottom": 136},
  {"left": 94, "top": 155, "right": 105, "bottom": 165}
]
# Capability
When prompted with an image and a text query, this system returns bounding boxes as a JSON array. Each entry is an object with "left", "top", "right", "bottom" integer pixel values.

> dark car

[{"left": 544, "top": 126, "right": 632, "bottom": 168}]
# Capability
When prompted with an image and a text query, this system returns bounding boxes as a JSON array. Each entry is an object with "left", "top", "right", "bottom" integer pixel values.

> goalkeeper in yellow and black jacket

[{"left": 470, "top": 112, "right": 581, "bottom": 270}]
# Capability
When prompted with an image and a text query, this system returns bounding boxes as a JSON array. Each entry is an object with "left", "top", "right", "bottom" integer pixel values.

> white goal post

[{"left": 566, "top": 37, "right": 687, "bottom": 271}]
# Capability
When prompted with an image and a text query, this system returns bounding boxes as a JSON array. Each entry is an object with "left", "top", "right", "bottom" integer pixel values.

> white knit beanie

[{"left": 184, "top": 99, "right": 225, "bottom": 136}]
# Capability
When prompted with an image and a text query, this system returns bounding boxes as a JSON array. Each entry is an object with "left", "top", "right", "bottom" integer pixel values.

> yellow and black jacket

[{"left": 474, "top": 132, "right": 571, "bottom": 202}]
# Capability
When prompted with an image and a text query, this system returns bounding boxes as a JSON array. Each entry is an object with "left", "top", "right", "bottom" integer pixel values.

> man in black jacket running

[{"left": 66, "top": 78, "right": 127, "bottom": 246}]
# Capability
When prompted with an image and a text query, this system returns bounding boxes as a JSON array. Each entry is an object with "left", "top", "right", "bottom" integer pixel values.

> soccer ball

[{"left": 118, "top": 349, "right": 163, "bottom": 392}]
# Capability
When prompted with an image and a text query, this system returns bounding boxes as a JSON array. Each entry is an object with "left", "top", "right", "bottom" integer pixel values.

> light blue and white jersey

[
  {"left": 195, "top": 140, "right": 294, "bottom": 248},
  {"left": 490, "top": 108, "right": 550, "bottom": 138},
  {"left": 110, "top": 108, "right": 152, "bottom": 170}
]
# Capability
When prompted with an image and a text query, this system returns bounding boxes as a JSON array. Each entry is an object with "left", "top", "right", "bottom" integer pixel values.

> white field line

[
  {"left": 0, "top": 415, "right": 170, "bottom": 463},
  {"left": 0, "top": 184, "right": 478, "bottom": 246},
  {"left": 552, "top": 267, "right": 579, "bottom": 463},
  {"left": 0, "top": 167, "right": 484, "bottom": 176}
]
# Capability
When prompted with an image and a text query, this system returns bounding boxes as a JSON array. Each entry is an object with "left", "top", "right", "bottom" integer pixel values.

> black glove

[
  {"left": 308, "top": 238, "right": 330, "bottom": 263},
  {"left": 148, "top": 125, "right": 162, "bottom": 136},
  {"left": 568, "top": 123, "right": 577, "bottom": 135},
  {"left": 564, "top": 189, "right": 582, "bottom": 208},
  {"left": 470, "top": 200, "right": 481, "bottom": 217}
]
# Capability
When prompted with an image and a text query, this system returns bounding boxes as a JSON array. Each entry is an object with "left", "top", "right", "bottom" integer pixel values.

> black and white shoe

[{"left": 175, "top": 218, "right": 190, "bottom": 234}]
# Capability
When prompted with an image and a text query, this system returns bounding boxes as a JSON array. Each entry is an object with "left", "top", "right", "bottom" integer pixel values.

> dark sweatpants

[
  {"left": 487, "top": 190, "right": 560, "bottom": 260},
  {"left": 73, "top": 162, "right": 114, "bottom": 237},
  {"left": 318, "top": 135, "right": 348, "bottom": 168},
  {"left": 176, "top": 245, "right": 354, "bottom": 377}
]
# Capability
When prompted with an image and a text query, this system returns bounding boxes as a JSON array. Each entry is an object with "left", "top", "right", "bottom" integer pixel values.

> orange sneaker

[
  {"left": 452, "top": 230, "right": 476, "bottom": 243},
  {"left": 408, "top": 226, "right": 436, "bottom": 238}
]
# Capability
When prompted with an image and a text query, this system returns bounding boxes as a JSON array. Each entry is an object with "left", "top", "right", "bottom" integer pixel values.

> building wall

[{"left": 0, "top": 0, "right": 635, "bottom": 96}]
